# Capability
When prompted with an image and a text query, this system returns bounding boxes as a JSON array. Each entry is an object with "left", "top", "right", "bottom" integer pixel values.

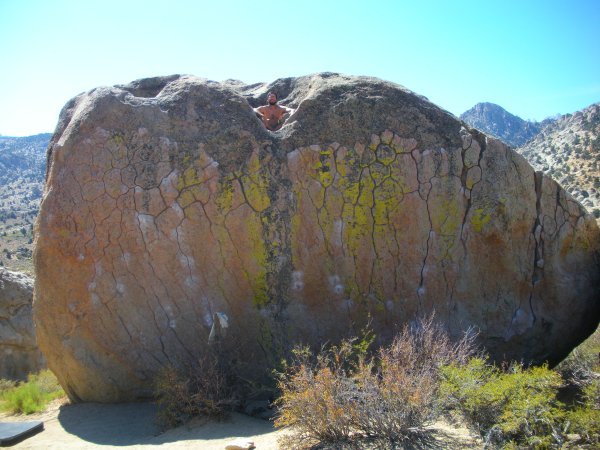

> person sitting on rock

[{"left": 254, "top": 91, "right": 292, "bottom": 131}]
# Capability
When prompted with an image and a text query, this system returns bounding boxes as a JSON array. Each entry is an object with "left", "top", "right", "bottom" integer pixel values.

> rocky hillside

[
  {"left": 460, "top": 102, "right": 550, "bottom": 148},
  {"left": 516, "top": 103, "right": 600, "bottom": 218},
  {"left": 0, "top": 133, "right": 50, "bottom": 273}
]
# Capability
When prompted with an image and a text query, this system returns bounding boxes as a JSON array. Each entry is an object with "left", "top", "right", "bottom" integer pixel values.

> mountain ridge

[
  {"left": 461, "top": 101, "right": 599, "bottom": 219},
  {"left": 460, "top": 102, "right": 551, "bottom": 147}
]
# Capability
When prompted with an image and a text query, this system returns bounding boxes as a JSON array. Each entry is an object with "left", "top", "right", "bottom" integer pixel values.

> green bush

[
  {"left": 0, "top": 370, "right": 65, "bottom": 414},
  {"left": 440, "top": 359, "right": 566, "bottom": 448}
]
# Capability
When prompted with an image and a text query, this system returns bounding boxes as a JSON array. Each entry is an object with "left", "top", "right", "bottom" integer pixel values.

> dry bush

[
  {"left": 275, "top": 315, "right": 477, "bottom": 448},
  {"left": 275, "top": 343, "right": 359, "bottom": 448},
  {"left": 351, "top": 316, "right": 476, "bottom": 443},
  {"left": 154, "top": 352, "right": 237, "bottom": 430}
]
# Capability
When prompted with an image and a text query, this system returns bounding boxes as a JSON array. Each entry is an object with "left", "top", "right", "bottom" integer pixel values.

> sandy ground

[
  {"left": 1, "top": 400, "right": 482, "bottom": 449},
  {"left": 2, "top": 400, "right": 287, "bottom": 449}
]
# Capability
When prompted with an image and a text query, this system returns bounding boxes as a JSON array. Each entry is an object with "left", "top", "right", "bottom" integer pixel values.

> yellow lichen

[
  {"left": 177, "top": 189, "right": 196, "bottom": 209},
  {"left": 471, "top": 208, "right": 492, "bottom": 232},
  {"left": 431, "top": 198, "right": 461, "bottom": 236},
  {"left": 110, "top": 134, "right": 125, "bottom": 146},
  {"left": 313, "top": 146, "right": 335, "bottom": 188},
  {"left": 215, "top": 177, "right": 235, "bottom": 211},
  {"left": 245, "top": 214, "right": 269, "bottom": 307},
  {"left": 372, "top": 178, "right": 402, "bottom": 226}
]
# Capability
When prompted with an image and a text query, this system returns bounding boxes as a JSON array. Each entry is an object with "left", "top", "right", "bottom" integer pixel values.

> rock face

[
  {"left": 34, "top": 74, "right": 600, "bottom": 402},
  {"left": 0, "top": 269, "right": 45, "bottom": 380}
]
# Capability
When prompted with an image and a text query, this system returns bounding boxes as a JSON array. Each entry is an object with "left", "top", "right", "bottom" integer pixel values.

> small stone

[{"left": 225, "top": 440, "right": 256, "bottom": 450}]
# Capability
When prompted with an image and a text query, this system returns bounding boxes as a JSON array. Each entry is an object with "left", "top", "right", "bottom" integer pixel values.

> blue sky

[{"left": 1, "top": 0, "right": 599, "bottom": 136}]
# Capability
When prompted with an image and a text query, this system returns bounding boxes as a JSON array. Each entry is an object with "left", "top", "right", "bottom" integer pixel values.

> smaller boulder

[
  {"left": 225, "top": 440, "right": 256, "bottom": 450},
  {"left": 0, "top": 269, "right": 45, "bottom": 380}
]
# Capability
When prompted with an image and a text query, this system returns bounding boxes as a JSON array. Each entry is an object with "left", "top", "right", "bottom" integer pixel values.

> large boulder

[
  {"left": 0, "top": 269, "right": 45, "bottom": 380},
  {"left": 34, "top": 74, "right": 600, "bottom": 402}
]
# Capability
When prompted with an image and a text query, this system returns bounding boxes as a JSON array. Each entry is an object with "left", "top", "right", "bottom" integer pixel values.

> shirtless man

[{"left": 254, "top": 91, "right": 292, "bottom": 131}]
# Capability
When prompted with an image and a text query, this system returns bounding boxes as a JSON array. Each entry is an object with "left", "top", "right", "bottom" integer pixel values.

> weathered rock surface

[
  {"left": 34, "top": 73, "right": 600, "bottom": 402},
  {"left": 0, "top": 269, "right": 45, "bottom": 380}
]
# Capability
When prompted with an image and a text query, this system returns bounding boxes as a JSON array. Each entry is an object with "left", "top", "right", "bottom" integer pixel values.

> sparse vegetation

[
  {"left": 275, "top": 316, "right": 477, "bottom": 449},
  {"left": 557, "top": 327, "right": 600, "bottom": 447},
  {"left": 153, "top": 352, "right": 237, "bottom": 430},
  {"left": 0, "top": 370, "right": 65, "bottom": 414},
  {"left": 148, "top": 317, "right": 600, "bottom": 449},
  {"left": 438, "top": 326, "right": 600, "bottom": 449},
  {"left": 275, "top": 319, "right": 600, "bottom": 449}
]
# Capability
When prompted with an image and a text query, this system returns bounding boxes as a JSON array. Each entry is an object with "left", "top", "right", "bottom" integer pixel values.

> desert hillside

[
  {"left": 517, "top": 102, "right": 600, "bottom": 219},
  {"left": 0, "top": 133, "right": 49, "bottom": 273}
]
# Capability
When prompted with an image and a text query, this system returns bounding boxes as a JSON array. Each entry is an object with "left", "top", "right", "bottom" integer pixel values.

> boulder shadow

[
  {"left": 57, "top": 402, "right": 276, "bottom": 446},
  {"left": 57, "top": 402, "right": 160, "bottom": 446}
]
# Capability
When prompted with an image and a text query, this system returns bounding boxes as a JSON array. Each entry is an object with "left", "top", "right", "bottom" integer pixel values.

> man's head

[{"left": 267, "top": 91, "right": 277, "bottom": 105}]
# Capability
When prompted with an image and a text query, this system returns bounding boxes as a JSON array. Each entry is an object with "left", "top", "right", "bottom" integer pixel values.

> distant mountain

[
  {"left": 460, "top": 102, "right": 551, "bottom": 148},
  {"left": 516, "top": 102, "right": 600, "bottom": 217},
  {"left": 0, "top": 133, "right": 50, "bottom": 273}
]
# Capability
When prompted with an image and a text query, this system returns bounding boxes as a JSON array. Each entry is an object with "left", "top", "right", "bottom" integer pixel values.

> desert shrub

[
  {"left": 275, "top": 315, "right": 477, "bottom": 449},
  {"left": 0, "top": 370, "right": 65, "bottom": 414},
  {"left": 440, "top": 359, "right": 566, "bottom": 448},
  {"left": 565, "top": 377, "right": 600, "bottom": 446},
  {"left": 154, "top": 352, "right": 236, "bottom": 430},
  {"left": 554, "top": 327, "right": 600, "bottom": 446},
  {"left": 565, "top": 379, "right": 600, "bottom": 444},
  {"left": 275, "top": 342, "right": 360, "bottom": 448},
  {"left": 351, "top": 317, "right": 476, "bottom": 443},
  {"left": 557, "top": 327, "right": 600, "bottom": 386}
]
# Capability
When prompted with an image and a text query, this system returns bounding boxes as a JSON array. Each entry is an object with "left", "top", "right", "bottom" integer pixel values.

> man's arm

[{"left": 280, "top": 105, "right": 294, "bottom": 121}]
